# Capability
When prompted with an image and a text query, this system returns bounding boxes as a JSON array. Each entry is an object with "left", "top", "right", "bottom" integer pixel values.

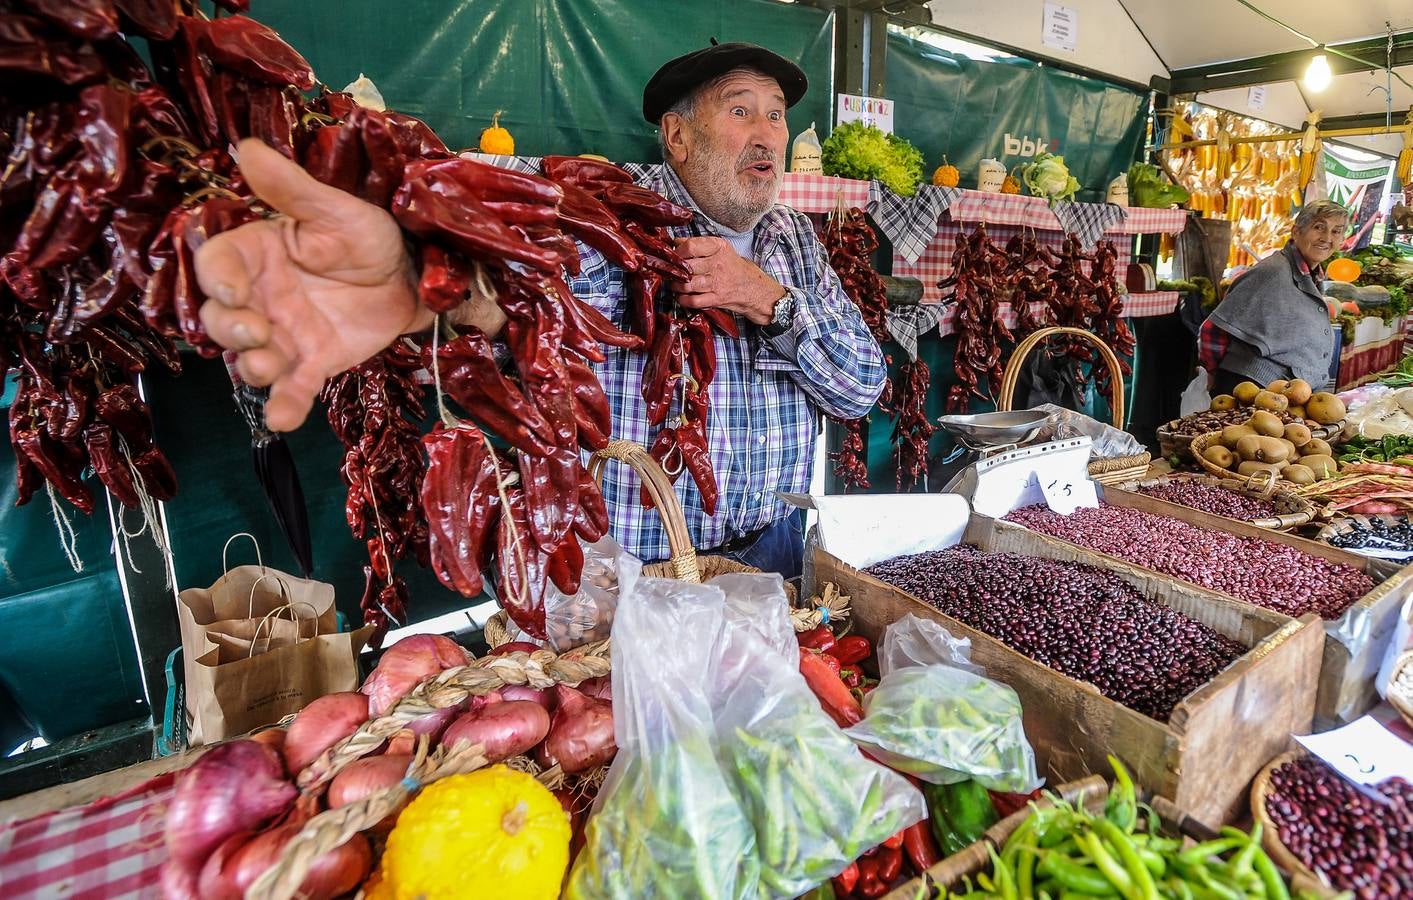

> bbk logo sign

[{"left": 1003, "top": 134, "right": 1060, "bottom": 158}]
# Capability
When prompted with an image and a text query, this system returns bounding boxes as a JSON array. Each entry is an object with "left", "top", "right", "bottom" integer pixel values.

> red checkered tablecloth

[
  {"left": 946, "top": 191, "right": 1186, "bottom": 235},
  {"left": 777, "top": 173, "right": 871, "bottom": 215},
  {"left": 0, "top": 774, "right": 174, "bottom": 899}
]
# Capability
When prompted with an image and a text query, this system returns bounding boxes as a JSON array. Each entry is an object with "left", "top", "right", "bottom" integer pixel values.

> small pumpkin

[
  {"left": 932, "top": 156, "right": 960, "bottom": 188},
  {"left": 479, "top": 110, "right": 515, "bottom": 155},
  {"left": 1001, "top": 168, "right": 1022, "bottom": 194}
]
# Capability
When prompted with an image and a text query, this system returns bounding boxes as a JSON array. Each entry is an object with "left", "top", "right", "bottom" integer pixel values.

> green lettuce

[
  {"left": 1127, "top": 163, "right": 1190, "bottom": 208},
  {"left": 820, "top": 122, "right": 924, "bottom": 196},
  {"left": 1022, "top": 152, "right": 1080, "bottom": 203}
]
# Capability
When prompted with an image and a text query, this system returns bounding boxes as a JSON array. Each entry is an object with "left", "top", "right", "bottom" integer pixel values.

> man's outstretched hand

[{"left": 196, "top": 139, "right": 428, "bottom": 432}]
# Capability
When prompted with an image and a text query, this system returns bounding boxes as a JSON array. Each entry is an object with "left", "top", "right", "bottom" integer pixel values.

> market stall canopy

[{"left": 917, "top": 0, "right": 1412, "bottom": 157}]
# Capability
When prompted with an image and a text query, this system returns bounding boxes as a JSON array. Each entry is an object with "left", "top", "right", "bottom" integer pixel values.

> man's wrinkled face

[
  {"left": 1292, "top": 215, "right": 1346, "bottom": 267},
  {"left": 666, "top": 69, "right": 788, "bottom": 231}
]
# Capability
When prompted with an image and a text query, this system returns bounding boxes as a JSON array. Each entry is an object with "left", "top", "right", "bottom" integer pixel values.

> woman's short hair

[{"left": 1293, "top": 200, "right": 1351, "bottom": 232}]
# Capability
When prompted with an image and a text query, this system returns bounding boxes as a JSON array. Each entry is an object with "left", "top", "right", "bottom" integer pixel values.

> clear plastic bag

[
  {"left": 566, "top": 578, "right": 760, "bottom": 900},
  {"left": 846, "top": 616, "right": 1041, "bottom": 792},
  {"left": 710, "top": 574, "right": 925, "bottom": 898},
  {"left": 878, "top": 612, "right": 981, "bottom": 675},
  {"left": 1031, "top": 402, "right": 1146, "bottom": 459},
  {"left": 1180, "top": 371, "right": 1211, "bottom": 417},
  {"left": 497, "top": 536, "right": 639, "bottom": 652}
]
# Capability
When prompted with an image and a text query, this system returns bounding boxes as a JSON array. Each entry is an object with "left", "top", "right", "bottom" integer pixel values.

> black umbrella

[{"left": 232, "top": 379, "right": 315, "bottom": 578}]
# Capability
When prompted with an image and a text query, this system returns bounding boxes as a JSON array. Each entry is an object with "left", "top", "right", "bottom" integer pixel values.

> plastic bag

[
  {"left": 566, "top": 579, "right": 760, "bottom": 900},
  {"left": 878, "top": 612, "right": 980, "bottom": 675},
  {"left": 496, "top": 536, "right": 640, "bottom": 652},
  {"left": 710, "top": 574, "right": 925, "bottom": 897},
  {"left": 790, "top": 122, "right": 822, "bottom": 175},
  {"left": 340, "top": 73, "right": 386, "bottom": 111},
  {"left": 1031, "top": 403, "right": 1147, "bottom": 459},
  {"left": 1180, "top": 371, "right": 1211, "bottom": 417},
  {"left": 845, "top": 616, "right": 1041, "bottom": 792},
  {"left": 1377, "top": 593, "right": 1413, "bottom": 699}
]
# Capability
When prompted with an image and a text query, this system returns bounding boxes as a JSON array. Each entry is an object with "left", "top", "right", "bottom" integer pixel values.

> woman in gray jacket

[{"left": 1198, "top": 200, "right": 1350, "bottom": 395}]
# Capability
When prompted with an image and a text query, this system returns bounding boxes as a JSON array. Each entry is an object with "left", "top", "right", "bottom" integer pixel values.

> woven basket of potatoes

[
  {"left": 1160, "top": 378, "right": 1344, "bottom": 462},
  {"left": 1191, "top": 410, "right": 1346, "bottom": 490}
]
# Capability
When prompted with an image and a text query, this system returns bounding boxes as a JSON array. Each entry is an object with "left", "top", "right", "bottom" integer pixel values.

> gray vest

[{"left": 1208, "top": 244, "right": 1334, "bottom": 387}]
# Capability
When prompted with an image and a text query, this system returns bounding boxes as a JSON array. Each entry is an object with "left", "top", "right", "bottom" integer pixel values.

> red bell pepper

[
  {"left": 825, "top": 635, "right": 872, "bottom": 666},
  {"left": 797, "top": 625, "right": 836, "bottom": 653},
  {"left": 832, "top": 861, "right": 859, "bottom": 896},
  {"left": 881, "top": 830, "right": 905, "bottom": 851},
  {"left": 902, "top": 820, "right": 942, "bottom": 873},
  {"left": 839, "top": 664, "right": 863, "bottom": 689},
  {"left": 856, "top": 856, "right": 887, "bottom": 898},
  {"left": 798, "top": 648, "right": 864, "bottom": 728},
  {"left": 817, "top": 651, "right": 842, "bottom": 675},
  {"left": 875, "top": 846, "right": 903, "bottom": 884}
]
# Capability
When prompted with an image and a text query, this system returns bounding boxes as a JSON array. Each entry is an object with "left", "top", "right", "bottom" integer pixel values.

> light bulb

[{"left": 1304, "top": 51, "right": 1332, "bottom": 92}]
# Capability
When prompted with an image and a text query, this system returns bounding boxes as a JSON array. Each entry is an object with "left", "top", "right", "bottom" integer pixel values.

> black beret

[{"left": 643, "top": 41, "right": 808, "bottom": 124}]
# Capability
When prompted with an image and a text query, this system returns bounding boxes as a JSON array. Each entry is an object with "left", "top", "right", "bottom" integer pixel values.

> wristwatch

[{"left": 761, "top": 292, "right": 795, "bottom": 338}]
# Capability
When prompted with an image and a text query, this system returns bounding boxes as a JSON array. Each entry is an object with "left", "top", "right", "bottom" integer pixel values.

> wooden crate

[
  {"left": 883, "top": 776, "right": 1335, "bottom": 899},
  {"left": 1045, "top": 487, "right": 1413, "bottom": 726},
  {"left": 817, "top": 514, "right": 1326, "bottom": 826}
]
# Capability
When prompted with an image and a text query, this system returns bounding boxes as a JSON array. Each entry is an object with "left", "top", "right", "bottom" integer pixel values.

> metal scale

[{"left": 932, "top": 409, "right": 1051, "bottom": 495}]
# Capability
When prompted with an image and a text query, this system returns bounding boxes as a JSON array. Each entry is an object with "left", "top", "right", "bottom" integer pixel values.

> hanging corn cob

[
  {"left": 1298, "top": 111, "right": 1322, "bottom": 193},
  {"left": 1397, "top": 112, "right": 1413, "bottom": 186}
]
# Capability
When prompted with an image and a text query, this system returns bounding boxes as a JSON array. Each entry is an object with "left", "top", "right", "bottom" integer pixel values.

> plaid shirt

[
  {"left": 570, "top": 165, "right": 886, "bottom": 562},
  {"left": 1199, "top": 246, "right": 1322, "bottom": 375}
]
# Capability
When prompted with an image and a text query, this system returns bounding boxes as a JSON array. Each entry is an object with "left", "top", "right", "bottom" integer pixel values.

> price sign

[
  {"left": 1042, "top": 2, "right": 1078, "bottom": 53},
  {"left": 1032, "top": 470, "right": 1099, "bottom": 516},
  {"left": 970, "top": 438, "right": 1098, "bottom": 518},
  {"left": 1295, "top": 716, "right": 1413, "bottom": 800}
]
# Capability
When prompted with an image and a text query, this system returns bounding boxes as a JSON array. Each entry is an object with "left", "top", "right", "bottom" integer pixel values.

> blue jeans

[{"left": 721, "top": 511, "right": 805, "bottom": 583}]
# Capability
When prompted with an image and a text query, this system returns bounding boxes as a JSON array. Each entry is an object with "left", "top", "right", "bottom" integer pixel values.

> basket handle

[
  {"left": 997, "top": 326, "right": 1126, "bottom": 428},
  {"left": 1243, "top": 468, "right": 1279, "bottom": 498},
  {"left": 589, "top": 439, "right": 701, "bottom": 583}
]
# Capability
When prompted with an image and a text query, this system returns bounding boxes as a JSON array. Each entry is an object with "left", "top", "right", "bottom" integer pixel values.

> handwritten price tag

[
  {"left": 1033, "top": 471, "right": 1099, "bottom": 516},
  {"left": 1295, "top": 716, "right": 1413, "bottom": 799}
]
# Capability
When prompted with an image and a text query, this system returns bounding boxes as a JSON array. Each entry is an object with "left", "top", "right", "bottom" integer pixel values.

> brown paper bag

[
  {"left": 203, "top": 601, "right": 321, "bottom": 663},
  {"left": 178, "top": 534, "right": 339, "bottom": 744},
  {"left": 187, "top": 624, "right": 375, "bottom": 744}
]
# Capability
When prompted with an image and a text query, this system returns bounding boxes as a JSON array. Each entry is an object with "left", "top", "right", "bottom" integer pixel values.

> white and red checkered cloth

[{"left": 0, "top": 774, "right": 174, "bottom": 898}]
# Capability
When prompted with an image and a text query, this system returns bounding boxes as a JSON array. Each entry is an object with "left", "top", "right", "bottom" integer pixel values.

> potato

[
  {"left": 1210, "top": 394, "right": 1238, "bottom": 412},
  {"left": 1232, "top": 381, "right": 1261, "bottom": 405},
  {"left": 1300, "top": 438, "right": 1333, "bottom": 458},
  {"left": 1249, "top": 410, "right": 1284, "bottom": 437},
  {"left": 1221, "top": 424, "right": 1256, "bottom": 449},
  {"left": 1283, "top": 423, "right": 1312, "bottom": 447},
  {"left": 1283, "top": 464, "right": 1316, "bottom": 486},
  {"left": 1253, "top": 390, "right": 1289, "bottom": 413},
  {"left": 1202, "top": 445, "right": 1236, "bottom": 469},
  {"left": 1283, "top": 379, "right": 1313, "bottom": 406}
]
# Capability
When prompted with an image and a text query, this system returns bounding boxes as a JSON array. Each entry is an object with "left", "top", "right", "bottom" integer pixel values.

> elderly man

[
  {"left": 1199, "top": 200, "right": 1350, "bottom": 395},
  {"left": 196, "top": 43, "right": 885, "bottom": 580}
]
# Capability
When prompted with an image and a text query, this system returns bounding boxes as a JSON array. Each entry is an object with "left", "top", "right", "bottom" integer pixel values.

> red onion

[
  {"left": 499, "top": 683, "right": 554, "bottom": 711},
  {"left": 488, "top": 640, "right": 542, "bottom": 656},
  {"left": 578, "top": 675, "right": 612, "bottom": 701},
  {"left": 468, "top": 689, "right": 504, "bottom": 712},
  {"left": 361, "top": 634, "right": 468, "bottom": 716},
  {"left": 247, "top": 727, "right": 286, "bottom": 756},
  {"left": 164, "top": 740, "right": 296, "bottom": 868},
  {"left": 197, "top": 806, "right": 372, "bottom": 900},
  {"left": 159, "top": 859, "right": 201, "bottom": 900},
  {"left": 327, "top": 753, "right": 413, "bottom": 830},
  {"left": 442, "top": 700, "right": 550, "bottom": 762},
  {"left": 545, "top": 685, "right": 615, "bottom": 774},
  {"left": 282, "top": 691, "right": 369, "bottom": 775}
]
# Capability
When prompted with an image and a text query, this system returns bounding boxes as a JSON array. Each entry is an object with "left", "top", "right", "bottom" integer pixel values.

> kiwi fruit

[
  {"left": 1255, "top": 436, "right": 1290, "bottom": 464},
  {"left": 1306, "top": 392, "right": 1347, "bottom": 425},
  {"left": 1289, "top": 404, "right": 1307, "bottom": 419},
  {"left": 1283, "top": 379, "right": 1313, "bottom": 406},
  {"left": 1249, "top": 410, "right": 1284, "bottom": 437},
  {"left": 1283, "top": 423, "right": 1312, "bottom": 447},
  {"left": 1238, "top": 460, "right": 1284, "bottom": 478},
  {"left": 1235, "top": 434, "right": 1264, "bottom": 461},
  {"left": 1283, "top": 464, "right": 1316, "bottom": 486},
  {"left": 1221, "top": 424, "right": 1256, "bottom": 449},
  {"left": 1253, "top": 390, "right": 1290, "bottom": 413},
  {"left": 1210, "top": 394, "right": 1238, "bottom": 412},
  {"left": 1266, "top": 379, "right": 1291, "bottom": 396},
  {"left": 1202, "top": 445, "right": 1236, "bottom": 469},
  {"left": 1301, "top": 454, "right": 1339, "bottom": 479},
  {"left": 1232, "top": 381, "right": 1261, "bottom": 405},
  {"left": 1300, "top": 438, "right": 1333, "bottom": 458},
  {"left": 1280, "top": 438, "right": 1299, "bottom": 460}
]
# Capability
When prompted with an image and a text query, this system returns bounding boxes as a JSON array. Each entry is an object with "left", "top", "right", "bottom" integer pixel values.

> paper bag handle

[
  {"left": 223, "top": 533, "right": 265, "bottom": 575},
  {"left": 246, "top": 571, "right": 291, "bottom": 620},
  {"left": 250, "top": 599, "right": 320, "bottom": 658}
]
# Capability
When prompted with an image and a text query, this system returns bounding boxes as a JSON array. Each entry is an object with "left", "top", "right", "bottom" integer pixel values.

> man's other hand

[{"left": 671, "top": 236, "right": 786, "bottom": 326}]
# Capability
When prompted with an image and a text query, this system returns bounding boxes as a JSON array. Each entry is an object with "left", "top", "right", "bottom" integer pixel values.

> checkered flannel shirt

[{"left": 570, "top": 164, "right": 886, "bottom": 562}]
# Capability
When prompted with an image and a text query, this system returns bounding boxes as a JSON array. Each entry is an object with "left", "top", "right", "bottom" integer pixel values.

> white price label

[
  {"left": 970, "top": 438, "right": 1097, "bottom": 519},
  {"left": 1294, "top": 717, "right": 1413, "bottom": 799},
  {"left": 1032, "top": 470, "right": 1099, "bottom": 515},
  {"left": 1247, "top": 85, "right": 1267, "bottom": 111}
]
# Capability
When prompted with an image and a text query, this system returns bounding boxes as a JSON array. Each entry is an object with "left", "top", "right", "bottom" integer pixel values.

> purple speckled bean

[
  {"left": 1137, "top": 481, "right": 1280, "bottom": 521},
  {"left": 864, "top": 546, "right": 1246, "bottom": 721},
  {"left": 1266, "top": 756, "right": 1413, "bottom": 898},
  {"left": 1005, "top": 503, "right": 1372, "bottom": 618}
]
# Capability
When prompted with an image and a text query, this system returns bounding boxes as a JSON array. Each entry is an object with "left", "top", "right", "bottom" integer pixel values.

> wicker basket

[
  {"left": 1118, "top": 473, "right": 1318, "bottom": 531},
  {"left": 1188, "top": 431, "right": 1334, "bottom": 504},
  {"left": 1160, "top": 415, "right": 1344, "bottom": 463},
  {"left": 1250, "top": 751, "right": 1329, "bottom": 890},
  {"left": 998, "top": 326, "right": 1151, "bottom": 485},
  {"left": 1389, "top": 650, "right": 1413, "bottom": 729},
  {"left": 483, "top": 439, "right": 791, "bottom": 646}
]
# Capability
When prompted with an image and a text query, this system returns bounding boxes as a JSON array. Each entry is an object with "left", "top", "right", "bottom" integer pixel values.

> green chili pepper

[
  {"left": 1176, "top": 837, "right": 1245, "bottom": 867},
  {"left": 1251, "top": 846, "right": 1291, "bottom": 900},
  {"left": 1075, "top": 831, "right": 1136, "bottom": 899},
  {"left": 1039, "top": 851, "right": 1121, "bottom": 896},
  {"left": 1104, "top": 756, "right": 1138, "bottom": 833},
  {"left": 990, "top": 845, "right": 1019, "bottom": 900},
  {"left": 1094, "top": 819, "right": 1157, "bottom": 900}
]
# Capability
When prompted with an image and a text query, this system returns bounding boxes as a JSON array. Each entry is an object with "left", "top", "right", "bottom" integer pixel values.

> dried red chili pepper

[
  {"left": 893, "top": 358, "right": 935, "bottom": 491},
  {"left": 421, "top": 424, "right": 501, "bottom": 599},
  {"left": 115, "top": 0, "right": 178, "bottom": 40},
  {"left": 552, "top": 181, "right": 644, "bottom": 273},
  {"left": 195, "top": 15, "right": 315, "bottom": 91},
  {"left": 0, "top": 15, "right": 107, "bottom": 86},
  {"left": 565, "top": 354, "right": 612, "bottom": 451},
  {"left": 417, "top": 244, "right": 472, "bottom": 314},
  {"left": 518, "top": 447, "right": 580, "bottom": 557},
  {"left": 600, "top": 182, "right": 694, "bottom": 227},
  {"left": 540, "top": 155, "right": 634, "bottom": 188},
  {"left": 495, "top": 481, "right": 550, "bottom": 639},
  {"left": 393, "top": 169, "right": 563, "bottom": 274},
  {"left": 676, "top": 423, "right": 717, "bottom": 516},
  {"left": 430, "top": 329, "right": 557, "bottom": 457}
]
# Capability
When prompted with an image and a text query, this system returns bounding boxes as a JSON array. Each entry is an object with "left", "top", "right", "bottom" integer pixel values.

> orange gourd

[
  {"left": 479, "top": 111, "right": 515, "bottom": 155},
  {"left": 932, "top": 156, "right": 960, "bottom": 188}
]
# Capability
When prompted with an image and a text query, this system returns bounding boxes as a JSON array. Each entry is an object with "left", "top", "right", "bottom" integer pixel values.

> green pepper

[
  {"left": 1251, "top": 847, "right": 1291, "bottom": 900},
  {"left": 1075, "top": 831, "right": 1135, "bottom": 899},
  {"left": 1038, "top": 851, "right": 1121, "bottom": 896},
  {"left": 1093, "top": 819, "right": 1157, "bottom": 900},
  {"left": 1104, "top": 755, "right": 1137, "bottom": 833}
]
